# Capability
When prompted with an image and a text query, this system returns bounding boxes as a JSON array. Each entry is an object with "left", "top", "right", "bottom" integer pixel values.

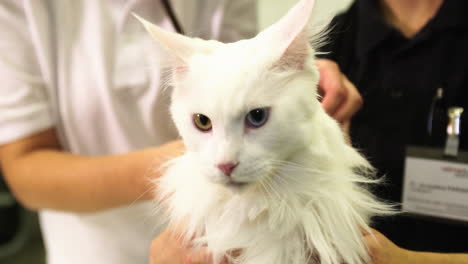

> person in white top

[
  {"left": 0, "top": 1, "right": 256, "bottom": 263},
  {"left": 0, "top": 0, "right": 364, "bottom": 263}
]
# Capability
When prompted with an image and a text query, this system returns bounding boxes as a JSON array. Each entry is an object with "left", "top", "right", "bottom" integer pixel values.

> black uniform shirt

[{"left": 321, "top": 0, "right": 468, "bottom": 252}]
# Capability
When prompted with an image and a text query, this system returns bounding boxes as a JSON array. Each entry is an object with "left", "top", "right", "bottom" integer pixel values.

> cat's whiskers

[
  {"left": 269, "top": 159, "right": 325, "bottom": 175},
  {"left": 257, "top": 177, "right": 274, "bottom": 202},
  {"left": 267, "top": 160, "right": 315, "bottom": 187},
  {"left": 269, "top": 159, "right": 311, "bottom": 172},
  {"left": 259, "top": 171, "right": 284, "bottom": 201},
  {"left": 261, "top": 171, "right": 300, "bottom": 222},
  {"left": 269, "top": 159, "right": 366, "bottom": 187}
]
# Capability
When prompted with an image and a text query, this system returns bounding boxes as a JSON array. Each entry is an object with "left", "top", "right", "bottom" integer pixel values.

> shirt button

[{"left": 390, "top": 87, "right": 403, "bottom": 99}]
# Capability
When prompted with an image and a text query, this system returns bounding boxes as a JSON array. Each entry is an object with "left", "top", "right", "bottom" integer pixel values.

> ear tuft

[
  {"left": 134, "top": 13, "right": 199, "bottom": 77},
  {"left": 277, "top": 29, "right": 310, "bottom": 70},
  {"left": 257, "top": 0, "right": 316, "bottom": 70},
  {"left": 134, "top": 14, "right": 192, "bottom": 60}
]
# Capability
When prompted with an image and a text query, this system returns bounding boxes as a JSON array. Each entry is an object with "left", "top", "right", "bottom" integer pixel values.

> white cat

[{"left": 138, "top": 0, "right": 392, "bottom": 263}]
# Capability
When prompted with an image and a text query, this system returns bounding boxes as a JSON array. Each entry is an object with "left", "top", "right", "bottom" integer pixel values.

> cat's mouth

[{"left": 224, "top": 180, "right": 249, "bottom": 192}]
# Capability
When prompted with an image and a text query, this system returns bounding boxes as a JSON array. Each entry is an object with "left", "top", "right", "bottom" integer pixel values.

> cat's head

[{"left": 139, "top": 0, "right": 325, "bottom": 192}]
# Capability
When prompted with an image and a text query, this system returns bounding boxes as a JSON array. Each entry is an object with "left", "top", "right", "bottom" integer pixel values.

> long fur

[
  {"left": 156, "top": 110, "right": 392, "bottom": 264},
  {"left": 139, "top": 0, "right": 393, "bottom": 263}
]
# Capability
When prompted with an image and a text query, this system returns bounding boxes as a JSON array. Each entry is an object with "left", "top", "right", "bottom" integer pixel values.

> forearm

[
  {"left": 365, "top": 228, "right": 468, "bottom": 264},
  {"left": 407, "top": 250, "right": 468, "bottom": 264},
  {"left": 6, "top": 148, "right": 160, "bottom": 212},
  {"left": 2, "top": 147, "right": 162, "bottom": 213}
]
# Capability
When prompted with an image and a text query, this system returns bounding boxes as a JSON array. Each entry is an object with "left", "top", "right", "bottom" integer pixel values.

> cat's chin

[{"left": 222, "top": 181, "right": 251, "bottom": 194}]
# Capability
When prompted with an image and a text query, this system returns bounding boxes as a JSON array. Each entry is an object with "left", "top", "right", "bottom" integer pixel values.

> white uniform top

[{"left": 0, "top": 1, "right": 256, "bottom": 263}]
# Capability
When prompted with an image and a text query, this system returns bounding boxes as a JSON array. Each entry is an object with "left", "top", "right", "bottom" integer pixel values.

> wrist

[
  {"left": 129, "top": 141, "right": 184, "bottom": 202},
  {"left": 126, "top": 148, "right": 159, "bottom": 202}
]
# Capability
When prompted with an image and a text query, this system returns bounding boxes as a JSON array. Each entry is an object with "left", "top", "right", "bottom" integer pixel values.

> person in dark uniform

[{"left": 320, "top": 0, "right": 468, "bottom": 263}]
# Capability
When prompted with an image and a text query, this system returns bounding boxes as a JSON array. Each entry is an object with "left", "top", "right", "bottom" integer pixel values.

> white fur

[{"left": 138, "top": 0, "right": 392, "bottom": 263}]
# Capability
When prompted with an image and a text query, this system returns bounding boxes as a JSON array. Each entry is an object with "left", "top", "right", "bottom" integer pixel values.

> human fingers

[
  {"left": 362, "top": 228, "right": 411, "bottom": 264},
  {"left": 186, "top": 248, "right": 212, "bottom": 264},
  {"left": 149, "top": 224, "right": 210, "bottom": 264},
  {"left": 332, "top": 75, "right": 363, "bottom": 123},
  {"left": 149, "top": 230, "right": 186, "bottom": 264},
  {"left": 320, "top": 78, "right": 347, "bottom": 118},
  {"left": 316, "top": 60, "right": 348, "bottom": 117},
  {"left": 188, "top": 249, "right": 235, "bottom": 264},
  {"left": 190, "top": 250, "right": 239, "bottom": 264}
]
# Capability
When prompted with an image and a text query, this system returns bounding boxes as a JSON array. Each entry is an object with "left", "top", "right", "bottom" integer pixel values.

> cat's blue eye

[{"left": 245, "top": 108, "right": 270, "bottom": 128}]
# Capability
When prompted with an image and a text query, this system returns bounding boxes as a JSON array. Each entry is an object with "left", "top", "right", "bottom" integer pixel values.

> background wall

[{"left": 258, "top": 0, "right": 353, "bottom": 29}]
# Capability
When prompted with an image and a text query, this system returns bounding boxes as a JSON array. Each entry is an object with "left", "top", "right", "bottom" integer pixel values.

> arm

[
  {"left": 0, "top": 128, "right": 183, "bottom": 213},
  {"left": 365, "top": 228, "right": 468, "bottom": 264},
  {"left": 408, "top": 252, "right": 468, "bottom": 264}
]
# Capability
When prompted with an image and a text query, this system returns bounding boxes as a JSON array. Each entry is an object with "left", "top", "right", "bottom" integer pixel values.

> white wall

[{"left": 258, "top": 0, "right": 353, "bottom": 29}]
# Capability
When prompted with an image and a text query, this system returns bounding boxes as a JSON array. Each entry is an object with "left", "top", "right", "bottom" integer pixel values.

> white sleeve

[
  {"left": 219, "top": 0, "right": 258, "bottom": 42},
  {"left": 0, "top": 2, "right": 54, "bottom": 145}
]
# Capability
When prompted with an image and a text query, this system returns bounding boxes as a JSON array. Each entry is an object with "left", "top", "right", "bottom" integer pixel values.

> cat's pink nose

[{"left": 217, "top": 162, "right": 238, "bottom": 176}]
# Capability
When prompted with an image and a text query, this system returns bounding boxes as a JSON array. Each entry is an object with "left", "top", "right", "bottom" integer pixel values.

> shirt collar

[
  {"left": 356, "top": 0, "right": 393, "bottom": 59},
  {"left": 355, "top": 0, "right": 468, "bottom": 59}
]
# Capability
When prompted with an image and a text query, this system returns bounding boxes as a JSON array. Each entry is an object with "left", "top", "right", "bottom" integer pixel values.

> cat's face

[
  {"left": 138, "top": 0, "right": 320, "bottom": 191},
  {"left": 171, "top": 47, "right": 319, "bottom": 191}
]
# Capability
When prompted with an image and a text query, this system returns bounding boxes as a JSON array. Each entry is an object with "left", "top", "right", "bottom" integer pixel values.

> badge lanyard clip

[{"left": 444, "top": 107, "right": 464, "bottom": 157}]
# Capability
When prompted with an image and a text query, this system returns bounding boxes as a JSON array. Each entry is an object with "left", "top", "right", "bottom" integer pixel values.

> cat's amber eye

[
  {"left": 245, "top": 108, "right": 270, "bottom": 128},
  {"left": 193, "top": 114, "right": 212, "bottom": 132}
]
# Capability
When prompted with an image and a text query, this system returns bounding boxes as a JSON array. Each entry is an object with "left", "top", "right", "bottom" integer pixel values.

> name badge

[{"left": 402, "top": 146, "right": 468, "bottom": 222}]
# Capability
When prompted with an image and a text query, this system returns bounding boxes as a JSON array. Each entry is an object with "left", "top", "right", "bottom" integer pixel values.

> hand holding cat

[
  {"left": 150, "top": 227, "right": 209, "bottom": 264},
  {"left": 364, "top": 228, "right": 410, "bottom": 264},
  {"left": 316, "top": 58, "right": 363, "bottom": 124},
  {"left": 364, "top": 228, "right": 468, "bottom": 264},
  {"left": 149, "top": 226, "right": 229, "bottom": 264}
]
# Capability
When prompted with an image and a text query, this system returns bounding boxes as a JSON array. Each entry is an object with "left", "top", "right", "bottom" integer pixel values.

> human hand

[
  {"left": 364, "top": 228, "right": 410, "bottom": 264},
  {"left": 149, "top": 227, "right": 213, "bottom": 264},
  {"left": 316, "top": 59, "right": 363, "bottom": 124}
]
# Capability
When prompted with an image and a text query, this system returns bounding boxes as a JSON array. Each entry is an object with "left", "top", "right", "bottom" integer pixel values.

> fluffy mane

[{"left": 137, "top": 0, "right": 393, "bottom": 263}]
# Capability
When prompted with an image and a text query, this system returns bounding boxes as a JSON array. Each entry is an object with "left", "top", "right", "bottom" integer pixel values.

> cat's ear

[
  {"left": 258, "top": 0, "right": 316, "bottom": 70},
  {"left": 135, "top": 14, "right": 195, "bottom": 74}
]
